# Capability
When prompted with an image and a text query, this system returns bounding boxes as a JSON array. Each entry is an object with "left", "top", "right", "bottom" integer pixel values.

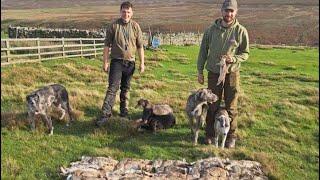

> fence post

[
  {"left": 6, "top": 39, "right": 10, "bottom": 62},
  {"left": 80, "top": 38, "right": 83, "bottom": 58},
  {"left": 62, "top": 37, "right": 65, "bottom": 58},
  {"left": 169, "top": 29, "right": 172, "bottom": 45},
  {"left": 93, "top": 39, "right": 96, "bottom": 58},
  {"left": 37, "top": 38, "right": 41, "bottom": 60},
  {"left": 197, "top": 29, "right": 200, "bottom": 46}
]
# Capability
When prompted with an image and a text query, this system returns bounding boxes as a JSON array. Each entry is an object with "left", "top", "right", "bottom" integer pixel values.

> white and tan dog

[{"left": 214, "top": 108, "right": 231, "bottom": 148}]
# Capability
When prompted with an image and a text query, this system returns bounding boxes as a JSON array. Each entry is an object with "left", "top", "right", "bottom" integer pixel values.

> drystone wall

[
  {"left": 8, "top": 26, "right": 105, "bottom": 38},
  {"left": 8, "top": 26, "right": 203, "bottom": 46},
  {"left": 60, "top": 156, "right": 268, "bottom": 179}
]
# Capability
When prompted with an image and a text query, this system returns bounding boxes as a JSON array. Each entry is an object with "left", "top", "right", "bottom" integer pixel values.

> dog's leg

[
  {"left": 66, "top": 101, "right": 74, "bottom": 122},
  {"left": 151, "top": 120, "right": 158, "bottom": 134},
  {"left": 61, "top": 101, "right": 73, "bottom": 127},
  {"left": 193, "top": 117, "right": 202, "bottom": 145},
  {"left": 214, "top": 135, "right": 219, "bottom": 148},
  {"left": 194, "top": 128, "right": 199, "bottom": 145},
  {"left": 188, "top": 117, "right": 197, "bottom": 145},
  {"left": 57, "top": 104, "right": 66, "bottom": 120},
  {"left": 42, "top": 114, "right": 53, "bottom": 136},
  {"left": 221, "top": 134, "right": 227, "bottom": 149},
  {"left": 214, "top": 123, "right": 219, "bottom": 148},
  {"left": 28, "top": 111, "right": 36, "bottom": 131},
  {"left": 213, "top": 131, "right": 219, "bottom": 148},
  {"left": 200, "top": 106, "right": 208, "bottom": 128}
]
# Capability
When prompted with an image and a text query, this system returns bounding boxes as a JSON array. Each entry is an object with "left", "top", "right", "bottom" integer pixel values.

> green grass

[
  {"left": 1, "top": 31, "right": 8, "bottom": 38},
  {"left": 1, "top": 45, "right": 319, "bottom": 179}
]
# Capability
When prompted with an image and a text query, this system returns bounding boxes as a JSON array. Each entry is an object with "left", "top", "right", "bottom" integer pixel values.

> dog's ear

[
  {"left": 26, "top": 94, "right": 31, "bottom": 102},
  {"left": 34, "top": 94, "right": 40, "bottom": 102},
  {"left": 144, "top": 99, "right": 149, "bottom": 105},
  {"left": 138, "top": 99, "right": 149, "bottom": 108},
  {"left": 144, "top": 100, "right": 153, "bottom": 109},
  {"left": 201, "top": 89, "right": 209, "bottom": 100},
  {"left": 136, "top": 98, "right": 144, "bottom": 108},
  {"left": 27, "top": 93, "right": 38, "bottom": 103},
  {"left": 195, "top": 90, "right": 204, "bottom": 101}
]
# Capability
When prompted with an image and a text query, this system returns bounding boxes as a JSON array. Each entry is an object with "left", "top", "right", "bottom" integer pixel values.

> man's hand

[
  {"left": 198, "top": 74, "right": 204, "bottom": 84},
  {"left": 137, "top": 47, "right": 145, "bottom": 74},
  {"left": 103, "top": 47, "right": 110, "bottom": 72},
  {"left": 103, "top": 62, "right": 109, "bottom": 72},
  {"left": 223, "top": 55, "right": 234, "bottom": 64},
  {"left": 140, "top": 64, "right": 145, "bottom": 73}
]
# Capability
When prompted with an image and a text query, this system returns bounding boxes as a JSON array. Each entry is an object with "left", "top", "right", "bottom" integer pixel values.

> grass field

[{"left": 1, "top": 45, "right": 319, "bottom": 179}]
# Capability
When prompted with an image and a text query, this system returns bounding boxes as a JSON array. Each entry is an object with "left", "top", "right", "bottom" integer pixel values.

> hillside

[{"left": 1, "top": 0, "right": 319, "bottom": 45}]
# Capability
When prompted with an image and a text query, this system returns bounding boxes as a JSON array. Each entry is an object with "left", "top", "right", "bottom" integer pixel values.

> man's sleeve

[
  {"left": 232, "top": 28, "right": 249, "bottom": 63},
  {"left": 197, "top": 29, "right": 210, "bottom": 75},
  {"left": 104, "top": 24, "right": 114, "bottom": 47},
  {"left": 135, "top": 24, "right": 144, "bottom": 49}
]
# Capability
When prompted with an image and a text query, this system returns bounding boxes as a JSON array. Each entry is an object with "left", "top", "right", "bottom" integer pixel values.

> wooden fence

[{"left": 1, "top": 38, "right": 105, "bottom": 66}]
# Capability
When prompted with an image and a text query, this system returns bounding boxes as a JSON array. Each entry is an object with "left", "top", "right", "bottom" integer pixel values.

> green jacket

[
  {"left": 104, "top": 18, "right": 144, "bottom": 61},
  {"left": 197, "top": 18, "right": 249, "bottom": 74}
]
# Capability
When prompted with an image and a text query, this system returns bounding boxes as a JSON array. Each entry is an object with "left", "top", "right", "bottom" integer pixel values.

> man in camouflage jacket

[{"left": 197, "top": 0, "right": 249, "bottom": 148}]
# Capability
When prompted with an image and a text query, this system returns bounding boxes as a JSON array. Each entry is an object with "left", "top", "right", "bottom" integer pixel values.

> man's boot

[
  {"left": 225, "top": 137, "right": 236, "bottom": 148},
  {"left": 119, "top": 108, "right": 128, "bottom": 117},
  {"left": 120, "top": 91, "right": 129, "bottom": 117},
  {"left": 95, "top": 113, "right": 111, "bottom": 127}
]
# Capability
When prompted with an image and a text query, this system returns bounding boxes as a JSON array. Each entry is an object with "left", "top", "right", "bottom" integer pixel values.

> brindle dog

[
  {"left": 26, "top": 84, "right": 74, "bottom": 135},
  {"left": 186, "top": 88, "right": 218, "bottom": 145}
]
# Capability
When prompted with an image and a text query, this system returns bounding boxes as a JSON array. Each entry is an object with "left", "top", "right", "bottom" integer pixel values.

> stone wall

[
  {"left": 8, "top": 26, "right": 105, "bottom": 38},
  {"left": 8, "top": 26, "right": 203, "bottom": 46},
  {"left": 60, "top": 156, "right": 268, "bottom": 179}
]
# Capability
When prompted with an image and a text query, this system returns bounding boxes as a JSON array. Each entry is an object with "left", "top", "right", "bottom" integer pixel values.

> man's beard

[{"left": 223, "top": 16, "right": 234, "bottom": 24}]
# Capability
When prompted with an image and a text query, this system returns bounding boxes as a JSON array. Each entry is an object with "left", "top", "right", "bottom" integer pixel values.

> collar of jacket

[
  {"left": 119, "top": 18, "right": 131, "bottom": 25},
  {"left": 213, "top": 18, "right": 239, "bottom": 31}
]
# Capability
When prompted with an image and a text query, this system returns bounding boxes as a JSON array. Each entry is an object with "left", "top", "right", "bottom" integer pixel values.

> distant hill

[{"left": 1, "top": 0, "right": 319, "bottom": 45}]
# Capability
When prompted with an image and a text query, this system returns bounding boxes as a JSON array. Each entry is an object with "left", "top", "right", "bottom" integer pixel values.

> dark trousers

[
  {"left": 101, "top": 59, "right": 135, "bottom": 116},
  {"left": 206, "top": 71, "right": 240, "bottom": 140}
]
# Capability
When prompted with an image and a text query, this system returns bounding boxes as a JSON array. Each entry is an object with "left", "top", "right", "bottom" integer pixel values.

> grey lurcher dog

[
  {"left": 214, "top": 108, "right": 231, "bottom": 148},
  {"left": 186, "top": 88, "right": 218, "bottom": 145},
  {"left": 135, "top": 99, "right": 175, "bottom": 132},
  {"left": 26, "top": 84, "right": 74, "bottom": 135}
]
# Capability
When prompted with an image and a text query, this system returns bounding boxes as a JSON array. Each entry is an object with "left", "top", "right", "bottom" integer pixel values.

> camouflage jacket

[{"left": 197, "top": 18, "right": 249, "bottom": 74}]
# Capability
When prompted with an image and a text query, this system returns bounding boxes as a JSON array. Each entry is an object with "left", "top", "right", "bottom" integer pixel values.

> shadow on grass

[
  {"left": 52, "top": 105, "right": 144, "bottom": 137},
  {"left": 83, "top": 106, "right": 142, "bottom": 120},
  {"left": 1, "top": 109, "right": 213, "bottom": 161},
  {"left": 103, "top": 123, "right": 213, "bottom": 161}
]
